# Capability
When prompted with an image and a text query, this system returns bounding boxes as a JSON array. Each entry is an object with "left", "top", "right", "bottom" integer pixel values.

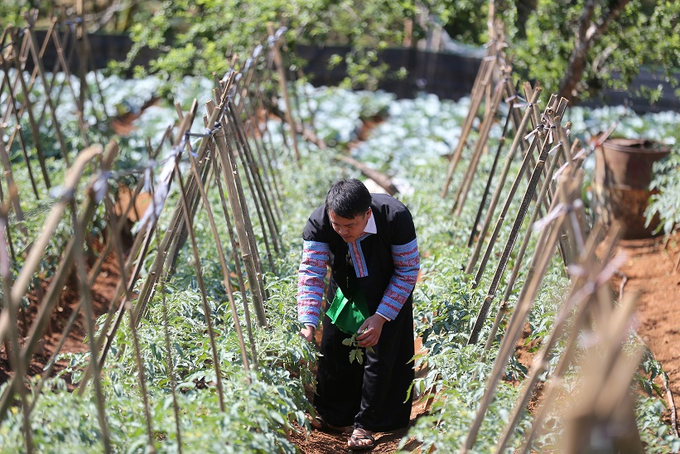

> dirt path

[{"left": 610, "top": 231, "right": 680, "bottom": 422}]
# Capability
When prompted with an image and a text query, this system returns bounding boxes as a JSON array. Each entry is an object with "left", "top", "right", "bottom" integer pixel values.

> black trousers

[{"left": 314, "top": 298, "right": 415, "bottom": 432}]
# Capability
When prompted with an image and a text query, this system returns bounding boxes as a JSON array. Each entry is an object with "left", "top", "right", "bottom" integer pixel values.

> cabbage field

[{"left": 0, "top": 66, "right": 679, "bottom": 453}]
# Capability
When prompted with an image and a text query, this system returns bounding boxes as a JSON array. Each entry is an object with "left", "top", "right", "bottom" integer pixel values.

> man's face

[{"left": 328, "top": 209, "right": 371, "bottom": 243}]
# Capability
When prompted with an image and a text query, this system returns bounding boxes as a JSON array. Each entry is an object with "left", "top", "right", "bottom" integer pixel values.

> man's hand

[
  {"left": 356, "top": 314, "right": 387, "bottom": 348},
  {"left": 299, "top": 324, "right": 316, "bottom": 342}
]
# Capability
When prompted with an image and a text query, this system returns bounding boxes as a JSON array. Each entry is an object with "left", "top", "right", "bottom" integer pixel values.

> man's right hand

[{"left": 299, "top": 324, "right": 316, "bottom": 342}]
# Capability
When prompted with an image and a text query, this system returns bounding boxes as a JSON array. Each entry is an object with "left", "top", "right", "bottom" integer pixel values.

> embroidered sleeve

[
  {"left": 297, "top": 240, "right": 330, "bottom": 327},
  {"left": 376, "top": 238, "right": 420, "bottom": 320}
]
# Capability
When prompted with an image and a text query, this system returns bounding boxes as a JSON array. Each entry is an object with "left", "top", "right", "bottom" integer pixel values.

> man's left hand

[{"left": 357, "top": 314, "right": 386, "bottom": 348}]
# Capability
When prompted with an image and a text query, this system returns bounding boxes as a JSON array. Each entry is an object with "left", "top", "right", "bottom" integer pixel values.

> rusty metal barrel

[{"left": 593, "top": 138, "right": 670, "bottom": 239}]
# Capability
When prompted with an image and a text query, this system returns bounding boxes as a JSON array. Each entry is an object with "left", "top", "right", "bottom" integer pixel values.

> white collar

[{"left": 363, "top": 212, "right": 377, "bottom": 234}]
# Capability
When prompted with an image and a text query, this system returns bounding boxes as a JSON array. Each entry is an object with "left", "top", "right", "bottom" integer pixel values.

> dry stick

[
  {"left": 465, "top": 88, "right": 542, "bottom": 275},
  {"left": 0, "top": 39, "right": 38, "bottom": 200},
  {"left": 213, "top": 156, "right": 259, "bottom": 369},
  {"left": 267, "top": 24, "right": 300, "bottom": 161},
  {"left": 165, "top": 137, "right": 214, "bottom": 276},
  {"left": 226, "top": 100, "right": 280, "bottom": 263},
  {"left": 78, "top": 181, "right": 157, "bottom": 394},
  {"left": 50, "top": 19, "right": 90, "bottom": 147},
  {"left": 441, "top": 56, "right": 494, "bottom": 198},
  {"left": 246, "top": 119, "right": 282, "bottom": 223},
  {"left": 239, "top": 57, "right": 283, "bottom": 220},
  {"left": 68, "top": 194, "right": 112, "bottom": 453},
  {"left": 0, "top": 198, "right": 34, "bottom": 453},
  {"left": 494, "top": 215, "right": 610, "bottom": 453},
  {"left": 0, "top": 145, "right": 103, "bottom": 347},
  {"left": 513, "top": 233, "right": 622, "bottom": 453},
  {"left": 22, "top": 20, "right": 71, "bottom": 167},
  {"left": 210, "top": 100, "right": 267, "bottom": 327},
  {"left": 483, "top": 142, "right": 569, "bottom": 351},
  {"left": 35, "top": 23, "right": 76, "bottom": 129},
  {"left": 229, "top": 100, "right": 280, "bottom": 246},
  {"left": 129, "top": 101, "right": 205, "bottom": 326},
  {"left": 0, "top": 143, "right": 119, "bottom": 422},
  {"left": 103, "top": 197, "right": 157, "bottom": 453},
  {"left": 172, "top": 158, "right": 226, "bottom": 412},
  {"left": 467, "top": 86, "right": 517, "bottom": 248},
  {"left": 7, "top": 19, "right": 58, "bottom": 173},
  {"left": 466, "top": 100, "right": 546, "bottom": 283},
  {"left": 25, "top": 212, "right": 121, "bottom": 417},
  {"left": 468, "top": 96, "right": 568, "bottom": 345},
  {"left": 462, "top": 204, "right": 567, "bottom": 453},
  {"left": 84, "top": 129, "right": 179, "bottom": 391},
  {"left": 185, "top": 137, "right": 252, "bottom": 376},
  {"left": 219, "top": 83, "right": 270, "bottom": 301},
  {"left": 451, "top": 77, "right": 506, "bottom": 217},
  {"left": 0, "top": 123, "right": 26, "bottom": 219},
  {"left": 252, "top": 55, "right": 286, "bottom": 189},
  {"left": 80, "top": 24, "right": 111, "bottom": 121},
  {"left": 557, "top": 289, "right": 644, "bottom": 454},
  {"left": 157, "top": 261, "right": 184, "bottom": 452},
  {"left": 284, "top": 47, "right": 306, "bottom": 138}
]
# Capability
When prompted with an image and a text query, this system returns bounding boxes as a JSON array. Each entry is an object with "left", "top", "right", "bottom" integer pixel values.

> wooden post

[{"left": 267, "top": 23, "right": 300, "bottom": 161}]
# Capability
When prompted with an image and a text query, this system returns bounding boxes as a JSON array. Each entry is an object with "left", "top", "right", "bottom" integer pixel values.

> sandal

[
  {"left": 348, "top": 427, "right": 375, "bottom": 451},
  {"left": 310, "top": 415, "right": 346, "bottom": 433}
]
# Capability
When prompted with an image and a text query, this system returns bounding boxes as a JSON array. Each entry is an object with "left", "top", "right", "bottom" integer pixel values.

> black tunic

[{"left": 301, "top": 194, "right": 419, "bottom": 431}]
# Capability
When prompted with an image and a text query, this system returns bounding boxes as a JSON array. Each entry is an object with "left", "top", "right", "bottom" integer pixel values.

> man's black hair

[{"left": 325, "top": 178, "right": 372, "bottom": 218}]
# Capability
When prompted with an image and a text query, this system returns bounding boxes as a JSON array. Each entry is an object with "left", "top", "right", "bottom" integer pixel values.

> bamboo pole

[
  {"left": 184, "top": 135, "right": 252, "bottom": 375},
  {"left": 212, "top": 155, "right": 259, "bottom": 369},
  {"left": 22, "top": 18, "right": 72, "bottom": 166},
  {"left": 0, "top": 199, "right": 34, "bottom": 452},
  {"left": 451, "top": 77, "right": 506, "bottom": 216},
  {"left": 465, "top": 87, "right": 542, "bottom": 275},
  {"left": 466, "top": 84, "right": 516, "bottom": 248},
  {"left": 226, "top": 100, "right": 280, "bottom": 261},
  {"left": 461, "top": 191, "right": 568, "bottom": 452},
  {"left": 210, "top": 100, "right": 267, "bottom": 327},
  {"left": 172, "top": 156, "right": 226, "bottom": 412},
  {"left": 483, "top": 138, "right": 574, "bottom": 350},
  {"left": 441, "top": 56, "right": 495, "bottom": 197},
  {"left": 267, "top": 24, "right": 299, "bottom": 161},
  {"left": 468, "top": 96, "right": 568, "bottom": 345}
]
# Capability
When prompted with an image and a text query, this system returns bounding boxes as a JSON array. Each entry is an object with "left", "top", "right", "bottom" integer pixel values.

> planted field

[{"left": 0, "top": 17, "right": 680, "bottom": 454}]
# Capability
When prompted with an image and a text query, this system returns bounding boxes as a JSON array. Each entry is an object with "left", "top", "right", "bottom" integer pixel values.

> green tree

[{"left": 508, "top": 0, "right": 680, "bottom": 103}]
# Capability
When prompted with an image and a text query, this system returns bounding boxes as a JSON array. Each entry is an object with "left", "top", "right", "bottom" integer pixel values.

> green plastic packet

[{"left": 326, "top": 286, "right": 370, "bottom": 335}]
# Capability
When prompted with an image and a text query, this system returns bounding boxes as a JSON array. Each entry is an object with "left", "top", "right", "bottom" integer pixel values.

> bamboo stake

[
  {"left": 226, "top": 100, "right": 279, "bottom": 262},
  {"left": 0, "top": 145, "right": 103, "bottom": 346},
  {"left": 451, "top": 77, "right": 506, "bottom": 216},
  {"left": 213, "top": 155, "right": 259, "bottom": 369},
  {"left": 184, "top": 135, "right": 252, "bottom": 375},
  {"left": 22, "top": 17, "right": 72, "bottom": 166},
  {"left": 129, "top": 101, "right": 202, "bottom": 325},
  {"left": 157, "top": 262, "right": 184, "bottom": 452},
  {"left": 210, "top": 100, "right": 267, "bottom": 327},
  {"left": 466, "top": 84, "right": 516, "bottom": 247},
  {"left": 0, "top": 197, "right": 34, "bottom": 452},
  {"left": 0, "top": 123, "right": 26, "bottom": 220},
  {"left": 468, "top": 96, "right": 567, "bottom": 345},
  {"left": 441, "top": 56, "right": 495, "bottom": 197},
  {"left": 483, "top": 138, "right": 571, "bottom": 350},
  {"left": 267, "top": 24, "right": 299, "bottom": 161},
  {"left": 172, "top": 156, "right": 226, "bottom": 412},
  {"left": 68, "top": 183, "right": 112, "bottom": 454},
  {"left": 461, "top": 196, "right": 567, "bottom": 452},
  {"left": 465, "top": 88, "right": 542, "bottom": 275}
]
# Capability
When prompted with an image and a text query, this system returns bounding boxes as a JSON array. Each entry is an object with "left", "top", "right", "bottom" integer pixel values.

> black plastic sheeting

[{"left": 24, "top": 31, "right": 680, "bottom": 113}]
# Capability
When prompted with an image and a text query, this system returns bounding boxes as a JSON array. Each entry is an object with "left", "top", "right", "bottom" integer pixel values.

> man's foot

[
  {"left": 310, "top": 415, "right": 346, "bottom": 433},
  {"left": 348, "top": 427, "right": 375, "bottom": 451}
]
